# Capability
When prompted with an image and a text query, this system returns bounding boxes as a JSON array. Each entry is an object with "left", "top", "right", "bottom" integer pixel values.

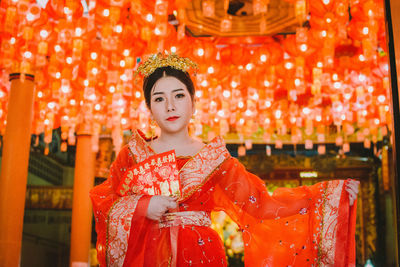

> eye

[
  {"left": 175, "top": 93, "right": 185, "bottom": 99},
  {"left": 154, "top": 97, "right": 164, "bottom": 102}
]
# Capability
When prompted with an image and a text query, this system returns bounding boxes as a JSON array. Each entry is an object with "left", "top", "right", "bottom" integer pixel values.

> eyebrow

[{"left": 152, "top": 88, "right": 185, "bottom": 96}]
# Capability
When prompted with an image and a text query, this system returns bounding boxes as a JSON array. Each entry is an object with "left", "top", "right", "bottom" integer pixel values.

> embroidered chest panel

[{"left": 128, "top": 131, "right": 231, "bottom": 200}]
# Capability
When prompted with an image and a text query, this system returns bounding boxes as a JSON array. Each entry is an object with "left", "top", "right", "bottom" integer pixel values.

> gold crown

[{"left": 134, "top": 53, "right": 198, "bottom": 77}]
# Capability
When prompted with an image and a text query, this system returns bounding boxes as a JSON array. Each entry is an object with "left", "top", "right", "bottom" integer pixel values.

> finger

[
  {"left": 168, "top": 196, "right": 179, "bottom": 202},
  {"left": 346, "top": 182, "right": 359, "bottom": 191},
  {"left": 346, "top": 186, "right": 357, "bottom": 194},
  {"left": 346, "top": 188, "right": 357, "bottom": 199},
  {"left": 347, "top": 184, "right": 359, "bottom": 194},
  {"left": 168, "top": 201, "right": 177, "bottom": 209}
]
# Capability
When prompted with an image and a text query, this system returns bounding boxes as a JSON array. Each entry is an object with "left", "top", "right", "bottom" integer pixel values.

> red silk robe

[{"left": 90, "top": 130, "right": 357, "bottom": 267}]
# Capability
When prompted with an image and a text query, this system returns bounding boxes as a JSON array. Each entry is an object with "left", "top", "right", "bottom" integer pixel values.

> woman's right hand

[{"left": 146, "top": 195, "right": 178, "bottom": 221}]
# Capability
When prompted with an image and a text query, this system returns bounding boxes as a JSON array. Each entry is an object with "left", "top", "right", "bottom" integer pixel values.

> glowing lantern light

[
  {"left": 37, "top": 91, "right": 43, "bottom": 98},
  {"left": 115, "top": 25, "right": 122, "bottom": 33},
  {"left": 246, "top": 63, "right": 253, "bottom": 71},
  {"left": 197, "top": 48, "right": 204, "bottom": 56},
  {"left": 383, "top": 64, "right": 389, "bottom": 72},
  {"left": 378, "top": 95, "right": 386, "bottom": 103},
  {"left": 103, "top": 9, "right": 110, "bottom": 17},
  {"left": 123, "top": 49, "right": 129, "bottom": 56},
  {"left": 223, "top": 90, "right": 231, "bottom": 98},
  {"left": 302, "top": 107, "right": 311, "bottom": 115},
  {"left": 260, "top": 54, "right": 267, "bottom": 62},
  {"left": 40, "top": 30, "right": 48, "bottom": 38},
  {"left": 359, "top": 55, "right": 366, "bottom": 61},
  {"left": 61, "top": 85, "right": 69, "bottom": 93},
  {"left": 285, "top": 62, "right": 293, "bottom": 69},
  {"left": 135, "top": 91, "right": 141, "bottom": 98},
  {"left": 358, "top": 74, "right": 366, "bottom": 82},
  {"left": 275, "top": 110, "right": 281, "bottom": 119},
  {"left": 238, "top": 101, "right": 244, "bottom": 108},
  {"left": 146, "top": 14, "right": 153, "bottom": 22},
  {"left": 195, "top": 91, "right": 202, "bottom": 98},
  {"left": 54, "top": 45, "right": 61, "bottom": 52},
  {"left": 95, "top": 104, "right": 101, "bottom": 111},
  {"left": 264, "top": 80, "right": 270, "bottom": 87},
  {"left": 171, "top": 46, "right": 176, "bottom": 53},
  {"left": 300, "top": 44, "right": 307, "bottom": 52},
  {"left": 75, "top": 27, "right": 82, "bottom": 37},
  {"left": 91, "top": 52, "right": 97, "bottom": 60},
  {"left": 363, "top": 27, "right": 369, "bottom": 35},
  {"left": 207, "top": 66, "right": 214, "bottom": 74},
  {"left": 231, "top": 81, "right": 238, "bottom": 88},
  {"left": 10, "top": 38, "right": 16, "bottom": 44},
  {"left": 120, "top": 74, "right": 127, "bottom": 81},
  {"left": 201, "top": 80, "right": 208, "bottom": 87},
  {"left": 24, "top": 51, "right": 32, "bottom": 58},
  {"left": 317, "top": 62, "right": 323, "bottom": 68},
  {"left": 334, "top": 82, "right": 341, "bottom": 89}
]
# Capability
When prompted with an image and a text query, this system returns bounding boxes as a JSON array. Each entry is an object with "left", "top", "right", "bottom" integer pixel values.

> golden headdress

[{"left": 134, "top": 52, "right": 198, "bottom": 78}]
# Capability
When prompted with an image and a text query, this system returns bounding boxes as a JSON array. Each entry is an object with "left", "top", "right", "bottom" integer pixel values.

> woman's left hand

[{"left": 346, "top": 179, "right": 360, "bottom": 206}]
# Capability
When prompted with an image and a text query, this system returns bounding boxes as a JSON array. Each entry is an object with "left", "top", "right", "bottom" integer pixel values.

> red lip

[{"left": 166, "top": 116, "right": 180, "bottom": 121}]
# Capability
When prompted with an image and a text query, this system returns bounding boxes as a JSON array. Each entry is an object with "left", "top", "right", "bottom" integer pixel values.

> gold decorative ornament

[{"left": 134, "top": 52, "right": 198, "bottom": 77}]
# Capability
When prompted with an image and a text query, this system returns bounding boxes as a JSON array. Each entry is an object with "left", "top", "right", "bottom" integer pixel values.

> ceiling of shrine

[{"left": 185, "top": 0, "right": 301, "bottom": 37}]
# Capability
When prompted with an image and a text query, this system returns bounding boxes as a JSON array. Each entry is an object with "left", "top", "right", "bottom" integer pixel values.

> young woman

[{"left": 90, "top": 54, "right": 360, "bottom": 267}]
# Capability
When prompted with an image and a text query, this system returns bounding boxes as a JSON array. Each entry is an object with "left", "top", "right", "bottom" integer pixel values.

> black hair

[{"left": 142, "top": 66, "right": 195, "bottom": 108}]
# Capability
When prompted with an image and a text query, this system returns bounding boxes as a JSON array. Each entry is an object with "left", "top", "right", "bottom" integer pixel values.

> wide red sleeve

[
  {"left": 212, "top": 157, "right": 357, "bottom": 266},
  {"left": 90, "top": 145, "right": 152, "bottom": 267}
]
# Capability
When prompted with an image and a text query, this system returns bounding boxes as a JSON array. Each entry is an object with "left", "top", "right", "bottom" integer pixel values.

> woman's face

[{"left": 150, "top": 76, "right": 194, "bottom": 134}]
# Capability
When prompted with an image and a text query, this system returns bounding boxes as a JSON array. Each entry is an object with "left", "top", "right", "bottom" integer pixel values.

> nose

[{"left": 166, "top": 98, "right": 176, "bottom": 112}]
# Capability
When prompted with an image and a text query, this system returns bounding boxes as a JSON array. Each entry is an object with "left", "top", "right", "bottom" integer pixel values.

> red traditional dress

[{"left": 90, "top": 130, "right": 357, "bottom": 267}]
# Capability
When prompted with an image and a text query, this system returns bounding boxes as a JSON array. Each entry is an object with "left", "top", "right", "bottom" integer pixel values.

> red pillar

[
  {"left": 0, "top": 74, "right": 35, "bottom": 266},
  {"left": 70, "top": 123, "right": 95, "bottom": 267}
]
